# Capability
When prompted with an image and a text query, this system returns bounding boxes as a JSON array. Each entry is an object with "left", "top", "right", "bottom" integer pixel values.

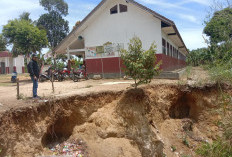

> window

[
  {"left": 120, "top": 4, "right": 127, "bottom": 13},
  {"left": 167, "top": 43, "right": 170, "bottom": 56},
  {"left": 174, "top": 48, "right": 177, "bottom": 58},
  {"left": 162, "top": 38, "right": 166, "bottom": 54},
  {"left": 170, "top": 45, "right": 173, "bottom": 57},
  {"left": 110, "top": 5, "right": 118, "bottom": 14}
]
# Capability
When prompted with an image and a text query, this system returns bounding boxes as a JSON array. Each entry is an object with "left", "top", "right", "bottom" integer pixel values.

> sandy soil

[
  {"left": 0, "top": 67, "right": 230, "bottom": 157},
  {"left": 0, "top": 72, "right": 182, "bottom": 113},
  {"left": 0, "top": 66, "right": 209, "bottom": 114}
]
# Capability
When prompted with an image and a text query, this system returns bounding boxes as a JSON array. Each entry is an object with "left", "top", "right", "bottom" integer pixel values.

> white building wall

[
  {"left": 0, "top": 58, "right": 4, "bottom": 63},
  {"left": 15, "top": 55, "right": 24, "bottom": 73},
  {"left": 9, "top": 58, "right": 13, "bottom": 73},
  {"left": 83, "top": 0, "right": 162, "bottom": 54},
  {"left": 4, "top": 57, "right": 9, "bottom": 67}
]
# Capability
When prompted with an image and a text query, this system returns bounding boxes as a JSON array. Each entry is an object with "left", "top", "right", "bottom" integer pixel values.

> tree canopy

[
  {"left": 37, "top": 0, "right": 69, "bottom": 53},
  {"left": 37, "top": 11, "right": 69, "bottom": 49},
  {"left": 2, "top": 19, "right": 48, "bottom": 56},
  {"left": 19, "top": 12, "right": 32, "bottom": 22},
  {"left": 39, "top": 0, "right": 68, "bottom": 16},
  {"left": 0, "top": 34, "right": 7, "bottom": 51},
  {"left": 204, "top": 7, "right": 232, "bottom": 44}
]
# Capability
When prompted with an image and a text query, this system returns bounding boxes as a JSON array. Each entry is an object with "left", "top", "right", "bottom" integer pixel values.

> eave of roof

[
  {"left": 54, "top": 0, "right": 188, "bottom": 54},
  {"left": 54, "top": 0, "right": 107, "bottom": 52}
]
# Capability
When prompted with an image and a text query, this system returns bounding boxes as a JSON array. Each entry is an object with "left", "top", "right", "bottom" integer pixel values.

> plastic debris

[{"left": 49, "top": 139, "right": 89, "bottom": 157}]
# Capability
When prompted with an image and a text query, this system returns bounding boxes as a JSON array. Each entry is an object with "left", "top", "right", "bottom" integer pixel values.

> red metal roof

[{"left": 0, "top": 51, "right": 12, "bottom": 57}]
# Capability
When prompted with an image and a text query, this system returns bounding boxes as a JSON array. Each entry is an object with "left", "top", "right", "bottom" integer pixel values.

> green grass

[
  {"left": 171, "top": 145, "right": 176, "bottom": 152},
  {"left": 196, "top": 99, "right": 232, "bottom": 157},
  {"left": 185, "top": 66, "right": 192, "bottom": 78},
  {"left": 196, "top": 140, "right": 232, "bottom": 157},
  {"left": 182, "top": 136, "right": 190, "bottom": 148}
]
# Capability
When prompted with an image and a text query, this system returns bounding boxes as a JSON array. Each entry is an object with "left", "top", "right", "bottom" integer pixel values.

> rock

[
  {"left": 93, "top": 75, "right": 102, "bottom": 80},
  {"left": 182, "top": 119, "right": 193, "bottom": 131}
]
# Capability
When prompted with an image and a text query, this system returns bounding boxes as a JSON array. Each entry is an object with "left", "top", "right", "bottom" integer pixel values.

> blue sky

[{"left": 0, "top": 0, "right": 212, "bottom": 50}]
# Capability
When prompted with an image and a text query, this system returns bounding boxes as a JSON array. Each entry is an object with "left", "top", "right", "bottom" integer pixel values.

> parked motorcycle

[
  {"left": 73, "top": 67, "right": 89, "bottom": 82},
  {"left": 50, "top": 69, "right": 64, "bottom": 82},
  {"left": 11, "top": 71, "right": 17, "bottom": 83},
  {"left": 39, "top": 67, "right": 52, "bottom": 82}
]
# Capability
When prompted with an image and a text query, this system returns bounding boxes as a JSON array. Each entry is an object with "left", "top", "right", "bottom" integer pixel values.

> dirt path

[{"left": 0, "top": 67, "right": 209, "bottom": 114}]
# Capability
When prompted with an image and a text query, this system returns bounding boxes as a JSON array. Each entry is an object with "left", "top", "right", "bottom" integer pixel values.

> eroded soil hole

[
  {"left": 42, "top": 111, "right": 84, "bottom": 148},
  {"left": 169, "top": 94, "right": 192, "bottom": 119},
  {"left": 0, "top": 84, "right": 223, "bottom": 157}
]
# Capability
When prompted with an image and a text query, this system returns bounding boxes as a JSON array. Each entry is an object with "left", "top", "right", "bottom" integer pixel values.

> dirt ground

[
  {"left": 0, "top": 67, "right": 209, "bottom": 114},
  {"left": 1, "top": 67, "right": 223, "bottom": 157}
]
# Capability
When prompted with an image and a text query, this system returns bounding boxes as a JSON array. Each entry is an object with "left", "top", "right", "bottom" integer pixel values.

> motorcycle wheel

[
  {"left": 11, "top": 78, "right": 16, "bottom": 83},
  {"left": 39, "top": 76, "right": 46, "bottom": 82},
  {"left": 73, "top": 75, "right": 80, "bottom": 82},
  {"left": 57, "top": 74, "right": 63, "bottom": 82}
]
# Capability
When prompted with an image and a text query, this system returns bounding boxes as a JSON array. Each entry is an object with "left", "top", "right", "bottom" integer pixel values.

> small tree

[{"left": 121, "top": 37, "right": 160, "bottom": 88}]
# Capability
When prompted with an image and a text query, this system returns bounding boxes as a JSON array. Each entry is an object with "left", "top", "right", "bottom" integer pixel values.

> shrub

[{"left": 121, "top": 36, "right": 161, "bottom": 88}]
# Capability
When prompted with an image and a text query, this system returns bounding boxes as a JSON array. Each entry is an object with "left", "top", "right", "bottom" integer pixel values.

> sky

[{"left": 0, "top": 0, "right": 212, "bottom": 51}]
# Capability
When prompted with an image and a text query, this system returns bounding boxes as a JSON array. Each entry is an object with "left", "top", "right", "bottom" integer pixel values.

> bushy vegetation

[
  {"left": 121, "top": 37, "right": 160, "bottom": 88},
  {"left": 196, "top": 114, "right": 232, "bottom": 157},
  {"left": 187, "top": 2, "right": 232, "bottom": 156}
]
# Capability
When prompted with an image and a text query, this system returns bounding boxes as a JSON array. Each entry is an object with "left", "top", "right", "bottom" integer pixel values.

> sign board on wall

[{"left": 86, "top": 43, "right": 124, "bottom": 59}]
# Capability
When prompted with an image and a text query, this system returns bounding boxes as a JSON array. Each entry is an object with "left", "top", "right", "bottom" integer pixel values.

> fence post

[
  {"left": 17, "top": 78, "right": 19, "bottom": 100},
  {"left": 52, "top": 73, "right": 55, "bottom": 93}
]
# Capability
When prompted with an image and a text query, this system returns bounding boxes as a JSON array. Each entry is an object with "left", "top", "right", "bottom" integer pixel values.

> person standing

[{"left": 27, "top": 54, "right": 40, "bottom": 98}]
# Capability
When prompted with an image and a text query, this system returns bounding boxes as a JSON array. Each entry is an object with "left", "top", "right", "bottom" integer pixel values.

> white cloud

[
  {"left": 179, "top": 0, "right": 211, "bottom": 6},
  {"left": 138, "top": 0, "right": 188, "bottom": 10},
  {"left": 180, "top": 28, "right": 208, "bottom": 50},
  {"left": 178, "top": 14, "right": 198, "bottom": 23},
  {"left": 0, "top": 0, "right": 43, "bottom": 27}
]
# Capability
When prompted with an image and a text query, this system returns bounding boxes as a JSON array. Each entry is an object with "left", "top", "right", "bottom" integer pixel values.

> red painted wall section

[
  {"left": 86, "top": 59, "right": 104, "bottom": 74},
  {"left": 5, "top": 67, "right": 9, "bottom": 74},
  {"left": 102, "top": 57, "right": 122, "bottom": 73},
  {"left": 156, "top": 54, "right": 186, "bottom": 71},
  {"left": 86, "top": 54, "right": 186, "bottom": 74},
  {"left": 13, "top": 66, "right": 16, "bottom": 72},
  {"left": 86, "top": 57, "right": 123, "bottom": 74}
]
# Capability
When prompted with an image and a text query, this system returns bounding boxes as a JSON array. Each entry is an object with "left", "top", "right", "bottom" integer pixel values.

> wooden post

[
  {"left": 52, "top": 72, "right": 55, "bottom": 93},
  {"left": 17, "top": 78, "right": 19, "bottom": 100}
]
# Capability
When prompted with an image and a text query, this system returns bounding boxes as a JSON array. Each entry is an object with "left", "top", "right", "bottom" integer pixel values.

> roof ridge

[{"left": 55, "top": 0, "right": 188, "bottom": 54}]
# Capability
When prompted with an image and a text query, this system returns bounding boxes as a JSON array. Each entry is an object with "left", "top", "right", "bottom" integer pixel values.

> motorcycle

[
  {"left": 11, "top": 71, "right": 17, "bottom": 83},
  {"left": 73, "top": 68, "right": 89, "bottom": 82},
  {"left": 39, "top": 67, "right": 53, "bottom": 82},
  {"left": 39, "top": 67, "right": 63, "bottom": 82},
  {"left": 50, "top": 69, "right": 64, "bottom": 82}
]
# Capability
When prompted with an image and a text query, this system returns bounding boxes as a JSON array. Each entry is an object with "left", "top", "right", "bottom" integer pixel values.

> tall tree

[
  {"left": 0, "top": 34, "right": 7, "bottom": 51},
  {"left": 204, "top": 7, "right": 232, "bottom": 44},
  {"left": 3, "top": 19, "right": 48, "bottom": 57},
  {"left": 19, "top": 12, "right": 32, "bottom": 22},
  {"left": 37, "top": 0, "right": 69, "bottom": 56}
]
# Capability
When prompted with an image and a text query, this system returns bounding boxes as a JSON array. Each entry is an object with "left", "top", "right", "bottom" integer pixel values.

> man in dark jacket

[{"left": 28, "top": 54, "right": 40, "bottom": 98}]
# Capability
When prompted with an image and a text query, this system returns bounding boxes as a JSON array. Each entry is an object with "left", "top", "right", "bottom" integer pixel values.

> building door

[{"left": 1, "top": 62, "right": 5, "bottom": 74}]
